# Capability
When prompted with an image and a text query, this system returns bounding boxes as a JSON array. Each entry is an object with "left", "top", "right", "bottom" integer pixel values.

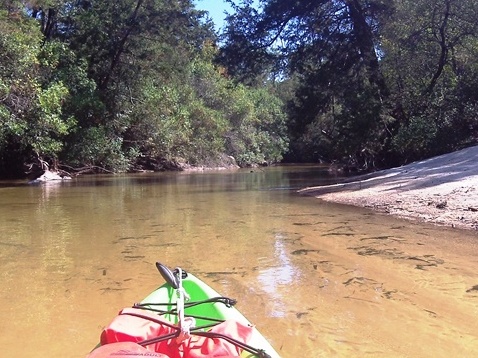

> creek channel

[{"left": 0, "top": 165, "right": 477, "bottom": 357}]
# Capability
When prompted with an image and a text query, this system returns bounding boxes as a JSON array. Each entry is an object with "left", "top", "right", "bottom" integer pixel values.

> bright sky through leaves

[{"left": 194, "top": 0, "right": 233, "bottom": 31}]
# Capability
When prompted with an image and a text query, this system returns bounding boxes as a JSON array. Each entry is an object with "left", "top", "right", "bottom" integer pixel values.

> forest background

[{"left": 1, "top": 0, "right": 477, "bottom": 179}]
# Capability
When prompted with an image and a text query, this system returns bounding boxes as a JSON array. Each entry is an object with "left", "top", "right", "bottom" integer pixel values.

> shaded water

[{"left": 0, "top": 166, "right": 477, "bottom": 357}]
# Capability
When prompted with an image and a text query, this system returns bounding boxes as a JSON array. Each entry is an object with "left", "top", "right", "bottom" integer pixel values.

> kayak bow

[{"left": 88, "top": 262, "right": 281, "bottom": 358}]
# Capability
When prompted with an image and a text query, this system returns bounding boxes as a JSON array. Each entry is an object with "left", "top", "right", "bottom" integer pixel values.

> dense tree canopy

[
  {"left": 0, "top": 0, "right": 288, "bottom": 178},
  {"left": 1, "top": 0, "right": 477, "bottom": 179},
  {"left": 220, "top": 0, "right": 478, "bottom": 169}
]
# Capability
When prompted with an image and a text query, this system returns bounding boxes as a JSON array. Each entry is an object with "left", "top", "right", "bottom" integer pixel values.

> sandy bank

[{"left": 299, "top": 145, "right": 478, "bottom": 230}]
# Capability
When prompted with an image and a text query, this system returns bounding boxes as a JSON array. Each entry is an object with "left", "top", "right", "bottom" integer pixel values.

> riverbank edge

[{"left": 299, "top": 145, "right": 478, "bottom": 231}]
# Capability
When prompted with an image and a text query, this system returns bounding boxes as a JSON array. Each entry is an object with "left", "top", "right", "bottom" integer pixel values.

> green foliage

[
  {"left": 225, "top": 86, "right": 288, "bottom": 166},
  {"left": 0, "top": 11, "right": 41, "bottom": 146},
  {"left": 221, "top": 0, "right": 478, "bottom": 168},
  {"left": 220, "top": 0, "right": 394, "bottom": 167},
  {"left": 391, "top": 117, "right": 438, "bottom": 161},
  {"left": 19, "top": 0, "right": 477, "bottom": 174},
  {"left": 128, "top": 83, "right": 194, "bottom": 161},
  {"left": 127, "top": 48, "right": 288, "bottom": 167},
  {"left": 0, "top": 8, "right": 73, "bottom": 171},
  {"left": 379, "top": 0, "right": 478, "bottom": 162},
  {"left": 30, "top": 81, "right": 73, "bottom": 156},
  {"left": 64, "top": 126, "right": 131, "bottom": 171},
  {"left": 3, "top": 0, "right": 478, "bottom": 178}
]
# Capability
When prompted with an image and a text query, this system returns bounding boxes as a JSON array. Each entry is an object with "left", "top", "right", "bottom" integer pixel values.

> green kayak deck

[
  {"left": 92, "top": 262, "right": 281, "bottom": 358},
  {"left": 140, "top": 265, "right": 281, "bottom": 358}
]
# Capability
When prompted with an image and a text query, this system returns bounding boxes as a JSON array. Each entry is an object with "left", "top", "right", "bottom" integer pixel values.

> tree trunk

[
  {"left": 346, "top": 0, "right": 389, "bottom": 99},
  {"left": 99, "top": 0, "right": 144, "bottom": 90},
  {"left": 425, "top": 0, "right": 451, "bottom": 95}
]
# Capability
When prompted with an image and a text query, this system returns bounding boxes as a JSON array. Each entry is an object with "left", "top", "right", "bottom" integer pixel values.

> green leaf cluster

[
  {"left": 0, "top": 0, "right": 289, "bottom": 177},
  {"left": 220, "top": 0, "right": 478, "bottom": 169},
  {"left": 127, "top": 46, "right": 288, "bottom": 168},
  {"left": 0, "top": 8, "right": 73, "bottom": 173}
]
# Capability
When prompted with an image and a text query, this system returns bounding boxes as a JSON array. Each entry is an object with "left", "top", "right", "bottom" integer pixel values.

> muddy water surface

[{"left": 0, "top": 167, "right": 477, "bottom": 357}]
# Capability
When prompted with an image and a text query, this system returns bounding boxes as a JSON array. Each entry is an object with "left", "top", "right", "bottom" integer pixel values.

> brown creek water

[{"left": 0, "top": 166, "right": 477, "bottom": 358}]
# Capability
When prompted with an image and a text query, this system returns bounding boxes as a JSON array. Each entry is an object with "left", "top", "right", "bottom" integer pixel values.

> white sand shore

[{"left": 299, "top": 145, "right": 478, "bottom": 230}]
